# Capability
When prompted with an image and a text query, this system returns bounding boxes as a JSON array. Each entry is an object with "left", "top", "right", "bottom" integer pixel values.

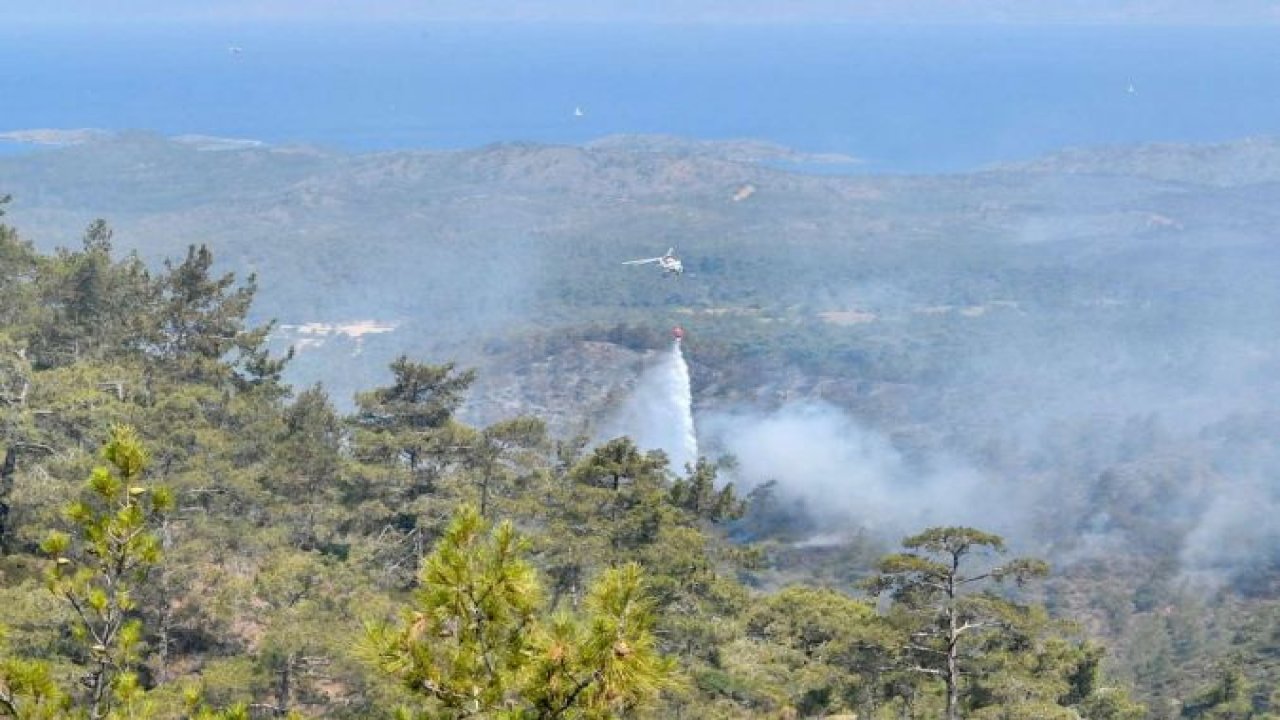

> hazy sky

[{"left": 9, "top": 0, "right": 1280, "bottom": 24}]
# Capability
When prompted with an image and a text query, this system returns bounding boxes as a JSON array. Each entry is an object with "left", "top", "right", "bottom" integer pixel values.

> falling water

[
  {"left": 670, "top": 339, "right": 699, "bottom": 468},
  {"left": 604, "top": 339, "right": 699, "bottom": 470}
]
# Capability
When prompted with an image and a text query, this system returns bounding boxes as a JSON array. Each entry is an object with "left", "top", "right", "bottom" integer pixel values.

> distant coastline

[
  {"left": 0, "top": 128, "right": 111, "bottom": 146},
  {"left": 0, "top": 128, "right": 861, "bottom": 167},
  {"left": 0, "top": 128, "right": 267, "bottom": 152},
  {"left": 5, "top": 127, "right": 1280, "bottom": 187}
]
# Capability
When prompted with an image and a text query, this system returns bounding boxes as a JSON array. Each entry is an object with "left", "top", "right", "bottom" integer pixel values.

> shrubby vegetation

[{"left": 0, "top": 204, "right": 1274, "bottom": 718}]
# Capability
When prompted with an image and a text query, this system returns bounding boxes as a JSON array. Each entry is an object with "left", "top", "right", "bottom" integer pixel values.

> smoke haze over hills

[{"left": 3, "top": 129, "right": 1280, "bottom": 592}]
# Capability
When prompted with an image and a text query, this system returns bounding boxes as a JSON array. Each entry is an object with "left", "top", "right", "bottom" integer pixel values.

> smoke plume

[{"left": 701, "top": 402, "right": 1016, "bottom": 541}]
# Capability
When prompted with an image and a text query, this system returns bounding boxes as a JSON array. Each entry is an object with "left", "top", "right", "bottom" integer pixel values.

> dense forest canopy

[{"left": 3, "top": 130, "right": 1280, "bottom": 718}]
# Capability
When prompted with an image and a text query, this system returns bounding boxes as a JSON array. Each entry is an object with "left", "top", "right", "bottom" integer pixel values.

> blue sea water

[{"left": 2, "top": 21, "right": 1280, "bottom": 172}]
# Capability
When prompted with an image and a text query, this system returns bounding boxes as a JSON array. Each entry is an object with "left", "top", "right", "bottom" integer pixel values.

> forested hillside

[
  {"left": 3, "top": 130, "right": 1280, "bottom": 718},
  {"left": 6, "top": 132, "right": 1280, "bottom": 435},
  {"left": 0, "top": 197, "right": 1204, "bottom": 718}
]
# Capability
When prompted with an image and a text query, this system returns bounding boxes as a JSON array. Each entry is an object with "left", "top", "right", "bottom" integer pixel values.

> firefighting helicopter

[{"left": 622, "top": 247, "right": 684, "bottom": 276}]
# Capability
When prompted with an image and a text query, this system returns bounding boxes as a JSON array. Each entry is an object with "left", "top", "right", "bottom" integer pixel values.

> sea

[{"left": 2, "top": 21, "right": 1280, "bottom": 172}]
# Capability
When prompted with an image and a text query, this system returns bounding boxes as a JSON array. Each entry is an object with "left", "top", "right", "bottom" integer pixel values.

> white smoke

[
  {"left": 603, "top": 340, "right": 699, "bottom": 471},
  {"left": 702, "top": 402, "right": 1018, "bottom": 539},
  {"left": 1179, "top": 475, "right": 1280, "bottom": 586}
]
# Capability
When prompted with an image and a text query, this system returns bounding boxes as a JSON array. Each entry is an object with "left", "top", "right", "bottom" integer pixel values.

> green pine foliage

[
  {"left": 864, "top": 527, "right": 1142, "bottom": 720},
  {"left": 0, "top": 623, "right": 69, "bottom": 720},
  {"left": 40, "top": 424, "right": 172, "bottom": 719},
  {"left": 367, "top": 505, "right": 674, "bottom": 718}
]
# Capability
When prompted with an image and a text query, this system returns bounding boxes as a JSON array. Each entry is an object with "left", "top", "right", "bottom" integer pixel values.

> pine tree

[
  {"left": 0, "top": 196, "right": 41, "bottom": 335},
  {"left": 1182, "top": 662, "right": 1259, "bottom": 719},
  {"left": 669, "top": 457, "right": 743, "bottom": 523},
  {"left": 40, "top": 425, "right": 173, "bottom": 719},
  {"left": 864, "top": 527, "right": 1048, "bottom": 720},
  {"left": 525, "top": 563, "right": 676, "bottom": 719},
  {"left": 145, "top": 244, "right": 281, "bottom": 385},
  {"left": 368, "top": 504, "right": 541, "bottom": 715},
  {"left": 33, "top": 220, "right": 152, "bottom": 367},
  {"left": 353, "top": 357, "right": 477, "bottom": 492},
  {"left": 464, "top": 416, "right": 549, "bottom": 519},
  {"left": 367, "top": 504, "right": 673, "bottom": 718}
]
